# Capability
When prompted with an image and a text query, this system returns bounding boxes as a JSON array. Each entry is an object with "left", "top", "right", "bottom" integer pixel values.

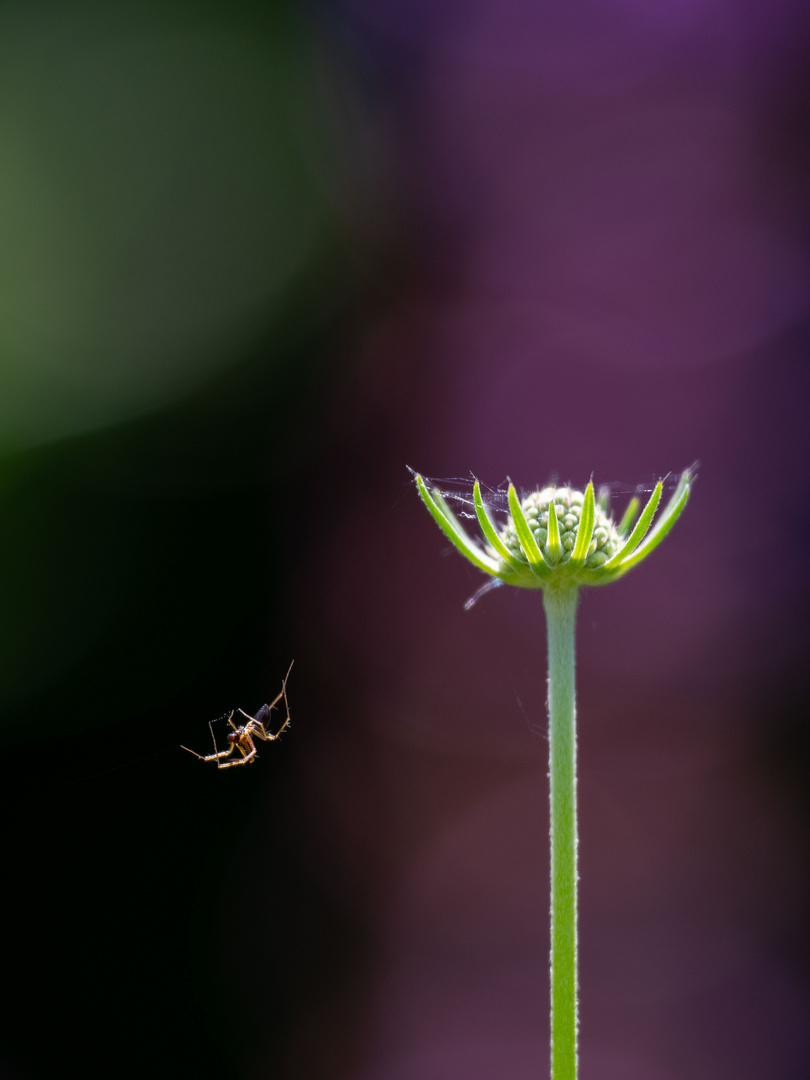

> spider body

[{"left": 182, "top": 667, "right": 291, "bottom": 769}]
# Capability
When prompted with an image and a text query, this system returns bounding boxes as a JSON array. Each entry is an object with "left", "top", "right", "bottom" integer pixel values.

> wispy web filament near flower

[{"left": 410, "top": 465, "right": 698, "bottom": 523}]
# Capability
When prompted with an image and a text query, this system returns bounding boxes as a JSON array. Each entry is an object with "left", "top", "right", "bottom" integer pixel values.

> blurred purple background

[
  {"left": 1, "top": 1, "right": 809, "bottom": 1078},
  {"left": 283, "top": 1, "right": 810, "bottom": 1078}
]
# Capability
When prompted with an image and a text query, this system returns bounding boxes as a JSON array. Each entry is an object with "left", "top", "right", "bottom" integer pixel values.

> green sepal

[
  {"left": 614, "top": 472, "right": 690, "bottom": 573},
  {"left": 545, "top": 499, "right": 563, "bottom": 565},
  {"left": 414, "top": 474, "right": 500, "bottom": 575},
  {"left": 568, "top": 481, "right": 595, "bottom": 569},
  {"left": 472, "top": 481, "right": 526, "bottom": 574},
  {"left": 599, "top": 481, "right": 662, "bottom": 570},
  {"left": 507, "top": 485, "right": 553, "bottom": 578},
  {"left": 617, "top": 496, "right": 640, "bottom": 537}
]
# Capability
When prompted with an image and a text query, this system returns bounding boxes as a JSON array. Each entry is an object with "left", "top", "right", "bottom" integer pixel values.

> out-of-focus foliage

[
  {"left": 0, "top": 0, "right": 333, "bottom": 451},
  {"left": 0, "top": 0, "right": 367, "bottom": 728}
]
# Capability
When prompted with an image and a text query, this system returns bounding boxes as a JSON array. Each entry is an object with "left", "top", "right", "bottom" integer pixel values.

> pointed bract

[
  {"left": 599, "top": 481, "right": 662, "bottom": 571},
  {"left": 569, "top": 482, "right": 596, "bottom": 569},
  {"left": 546, "top": 500, "right": 563, "bottom": 564},
  {"left": 607, "top": 477, "right": 690, "bottom": 576},
  {"left": 414, "top": 474, "right": 500, "bottom": 575},
  {"left": 617, "top": 496, "right": 640, "bottom": 537},
  {"left": 473, "top": 481, "right": 526, "bottom": 574},
  {"left": 507, "top": 484, "right": 553, "bottom": 578}
]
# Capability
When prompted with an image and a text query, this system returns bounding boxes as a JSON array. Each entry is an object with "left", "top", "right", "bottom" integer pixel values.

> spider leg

[
  {"left": 209, "top": 717, "right": 228, "bottom": 760},
  {"left": 206, "top": 719, "right": 234, "bottom": 761},
  {"left": 253, "top": 712, "right": 290, "bottom": 742},
  {"left": 271, "top": 709, "right": 291, "bottom": 741},
  {"left": 184, "top": 720, "right": 236, "bottom": 763},
  {"left": 269, "top": 674, "right": 292, "bottom": 739},
  {"left": 238, "top": 708, "right": 288, "bottom": 743},
  {"left": 199, "top": 747, "right": 235, "bottom": 762},
  {"left": 181, "top": 744, "right": 233, "bottom": 761},
  {"left": 217, "top": 741, "right": 257, "bottom": 768},
  {"left": 254, "top": 671, "right": 292, "bottom": 742},
  {"left": 236, "top": 735, "right": 257, "bottom": 759},
  {"left": 255, "top": 661, "right": 294, "bottom": 718}
]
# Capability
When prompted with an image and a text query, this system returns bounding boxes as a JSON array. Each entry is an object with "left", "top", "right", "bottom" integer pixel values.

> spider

[{"left": 182, "top": 664, "right": 292, "bottom": 769}]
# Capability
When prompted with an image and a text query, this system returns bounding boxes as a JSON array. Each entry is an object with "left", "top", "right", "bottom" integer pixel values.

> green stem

[{"left": 543, "top": 585, "right": 580, "bottom": 1080}]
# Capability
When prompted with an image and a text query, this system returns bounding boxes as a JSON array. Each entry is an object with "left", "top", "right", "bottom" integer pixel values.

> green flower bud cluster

[
  {"left": 412, "top": 467, "right": 692, "bottom": 592},
  {"left": 498, "top": 487, "right": 621, "bottom": 570}
]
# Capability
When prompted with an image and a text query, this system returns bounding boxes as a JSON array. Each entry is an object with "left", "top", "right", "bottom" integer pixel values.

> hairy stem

[{"left": 543, "top": 585, "right": 580, "bottom": 1080}]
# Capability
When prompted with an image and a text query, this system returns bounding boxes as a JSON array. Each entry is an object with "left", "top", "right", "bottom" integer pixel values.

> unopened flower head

[
  {"left": 412, "top": 469, "right": 692, "bottom": 591},
  {"left": 499, "top": 486, "right": 622, "bottom": 570}
]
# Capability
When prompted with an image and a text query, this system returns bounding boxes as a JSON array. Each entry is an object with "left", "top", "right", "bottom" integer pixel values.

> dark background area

[{"left": 1, "top": 1, "right": 809, "bottom": 1078}]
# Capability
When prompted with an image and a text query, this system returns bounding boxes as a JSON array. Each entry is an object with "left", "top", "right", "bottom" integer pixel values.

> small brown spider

[{"left": 182, "top": 664, "right": 292, "bottom": 769}]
